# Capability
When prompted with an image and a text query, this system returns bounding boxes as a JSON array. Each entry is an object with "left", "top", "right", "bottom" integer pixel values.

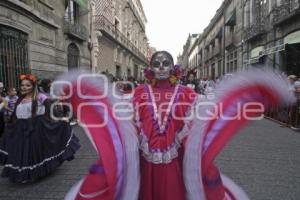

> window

[
  {"left": 244, "top": 1, "right": 250, "bottom": 27},
  {"left": 234, "top": 60, "right": 238, "bottom": 72},
  {"left": 116, "top": 66, "right": 121, "bottom": 79},
  {"left": 127, "top": 68, "right": 131, "bottom": 77},
  {"left": 114, "top": 18, "right": 120, "bottom": 31},
  {"left": 68, "top": 43, "right": 80, "bottom": 69},
  {"left": 65, "top": 0, "right": 80, "bottom": 24},
  {"left": 250, "top": 0, "right": 254, "bottom": 24},
  {"left": 226, "top": 50, "right": 238, "bottom": 73},
  {"left": 0, "top": 25, "right": 29, "bottom": 88}
]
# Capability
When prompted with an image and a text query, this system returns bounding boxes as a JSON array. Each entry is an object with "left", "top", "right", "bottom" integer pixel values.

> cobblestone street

[{"left": 0, "top": 119, "right": 299, "bottom": 200}]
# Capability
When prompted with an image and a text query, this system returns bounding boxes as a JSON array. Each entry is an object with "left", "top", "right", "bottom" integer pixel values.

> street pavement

[{"left": 0, "top": 119, "right": 299, "bottom": 200}]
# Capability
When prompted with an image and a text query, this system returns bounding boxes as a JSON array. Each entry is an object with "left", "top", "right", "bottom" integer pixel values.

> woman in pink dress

[{"left": 134, "top": 51, "right": 197, "bottom": 200}]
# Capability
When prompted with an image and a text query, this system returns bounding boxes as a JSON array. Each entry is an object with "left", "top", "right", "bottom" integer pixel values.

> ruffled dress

[
  {"left": 133, "top": 84, "right": 197, "bottom": 200},
  {"left": 0, "top": 93, "right": 80, "bottom": 183}
]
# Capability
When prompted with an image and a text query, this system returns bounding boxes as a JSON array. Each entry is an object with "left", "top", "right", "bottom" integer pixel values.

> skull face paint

[{"left": 150, "top": 51, "right": 174, "bottom": 80}]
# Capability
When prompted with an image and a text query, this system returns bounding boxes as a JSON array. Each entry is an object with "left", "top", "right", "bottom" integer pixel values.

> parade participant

[
  {"left": 186, "top": 73, "right": 198, "bottom": 91},
  {"left": 59, "top": 51, "right": 294, "bottom": 200},
  {"left": 0, "top": 74, "right": 80, "bottom": 183}
]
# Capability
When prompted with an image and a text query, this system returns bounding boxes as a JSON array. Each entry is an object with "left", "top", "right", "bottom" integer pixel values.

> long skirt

[
  {"left": 139, "top": 148, "right": 186, "bottom": 200},
  {"left": 0, "top": 115, "right": 80, "bottom": 183}
]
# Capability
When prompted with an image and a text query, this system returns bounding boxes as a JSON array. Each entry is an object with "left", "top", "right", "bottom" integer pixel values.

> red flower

[
  {"left": 144, "top": 68, "right": 155, "bottom": 81},
  {"left": 19, "top": 74, "right": 37, "bottom": 83},
  {"left": 173, "top": 65, "right": 183, "bottom": 79}
]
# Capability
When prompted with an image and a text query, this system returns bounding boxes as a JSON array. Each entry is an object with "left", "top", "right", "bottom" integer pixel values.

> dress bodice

[
  {"left": 133, "top": 84, "right": 198, "bottom": 164},
  {"left": 16, "top": 93, "right": 47, "bottom": 119}
]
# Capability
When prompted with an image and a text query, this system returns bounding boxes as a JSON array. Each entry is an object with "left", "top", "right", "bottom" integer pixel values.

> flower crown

[{"left": 19, "top": 74, "right": 37, "bottom": 83}]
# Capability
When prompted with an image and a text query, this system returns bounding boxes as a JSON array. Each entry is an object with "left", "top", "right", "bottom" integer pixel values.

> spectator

[
  {"left": 290, "top": 81, "right": 300, "bottom": 130},
  {"left": 0, "top": 82, "right": 5, "bottom": 137},
  {"left": 288, "top": 75, "right": 297, "bottom": 92},
  {"left": 186, "top": 74, "right": 199, "bottom": 93},
  {"left": 39, "top": 78, "right": 52, "bottom": 98},
  {"left": 3, "top": 87, "right": 18, "bottom": 124}
]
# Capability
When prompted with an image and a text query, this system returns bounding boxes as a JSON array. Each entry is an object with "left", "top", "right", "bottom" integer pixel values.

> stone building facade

[
  {"left": 91, "top": 0, "right": 149, "bottom": 81},
  {"left": 243, "top": 0, "right": 300, "bottom": 76},
  {"left": 184, "top": 0, "right": 243, "bottom": 79},
  {"left": 183, "top": 0, "right": 300, "bottom": 79},
  {"left": 179, "top": 33, "right": 199, "bottom": 76},
  {"left": 0, "top": 0, "right": 91, "bottom": 87}
]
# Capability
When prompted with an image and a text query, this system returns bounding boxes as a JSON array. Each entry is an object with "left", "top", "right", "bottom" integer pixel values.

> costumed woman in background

[
  {"left": 60, "top": 51, "right": 294, "bottom": 200},
  {"left": 0, "top": 74, "right": 80, "bottom": 183}
]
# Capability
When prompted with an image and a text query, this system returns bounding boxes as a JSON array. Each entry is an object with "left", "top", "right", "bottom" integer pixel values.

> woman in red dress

[{"left": 133, "top": 51, "right": 197, "bottom": 200}]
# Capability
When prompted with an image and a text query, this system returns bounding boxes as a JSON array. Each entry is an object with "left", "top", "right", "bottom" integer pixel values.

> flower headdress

[{"left": 19, "top": 74, "right": 38, "bottom": 83}]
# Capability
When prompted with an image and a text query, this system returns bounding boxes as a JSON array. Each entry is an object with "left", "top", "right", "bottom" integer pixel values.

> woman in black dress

[{"left": 0, "top": 74, "right": 80, "bottom": 183}]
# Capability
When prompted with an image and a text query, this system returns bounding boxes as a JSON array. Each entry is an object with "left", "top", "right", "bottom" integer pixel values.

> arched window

[{"left": 67, "top": 43, "right": 80, "bottom": 69}]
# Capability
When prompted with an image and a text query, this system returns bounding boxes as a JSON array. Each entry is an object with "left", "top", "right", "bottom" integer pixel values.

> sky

[{"left": 141, "top": 0, "right": 224, "bottom": 62}]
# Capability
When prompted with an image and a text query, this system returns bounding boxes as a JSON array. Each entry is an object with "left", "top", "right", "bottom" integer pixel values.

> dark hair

[
  {"left": 7, "top": 87, "right": 16, "bottom": 93},
  {"left": 39, "top": 79, "right": 52, "bottom": 93},
  {"left": 150, "top": 51, "right": 174, "bottom": 67},
  {"left": 20, "top": 79, "right": 38, "bottom": 117}
]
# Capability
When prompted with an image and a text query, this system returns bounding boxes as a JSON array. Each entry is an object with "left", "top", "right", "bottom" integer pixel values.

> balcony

[
  {"left": 94, "top": 15, "right": 148, "bottom": 65},
  {"left": 273, "top": 0, "right": 300, "bottom": 26},
  {"left": 64, "top": 18, "right": 88, "bottom": 41},
  {"left": 243, "top": 18, "right": 265, "bottom": 41}
]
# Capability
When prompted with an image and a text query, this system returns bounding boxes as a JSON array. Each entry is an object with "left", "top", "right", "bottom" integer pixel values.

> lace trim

[
  {"left": 79, "top": 188, "right": 109, "bottom": 199},
  {"left": 139, "top": 126, "right": 190, "bottom": 164},
  {"left": 138, "top": 94, "right": 201, "bottom": 164},
  {"left": 3, "top": 131, "right": 75, "bottom": 172}
]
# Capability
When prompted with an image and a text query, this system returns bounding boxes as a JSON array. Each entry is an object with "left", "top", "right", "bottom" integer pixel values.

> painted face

[
  {"left": 151, "top": 52, "right": 173, "bottom": 80},
  {"left": 20, "top": 79, "right": 34, "bottom": 96}
]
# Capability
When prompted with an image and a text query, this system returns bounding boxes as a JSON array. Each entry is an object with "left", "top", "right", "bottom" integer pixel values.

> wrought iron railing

[
  {"left": 0, "top": 26, "right": 29, "bottom": 88},
  {"left": 272, "top": 0, "right": 300, "bottom": 25},
  {"left": 265, "top": 97, "right": 300, "bottom": 130},
  {"left": 243, "top": 18, "right": 265, "bottom": 41},
  {"left": 64, "top": 17, "right": 88, "bottom": 41},
  {"left": 94, "top": 15, "right": 148, "bottom": 65}
]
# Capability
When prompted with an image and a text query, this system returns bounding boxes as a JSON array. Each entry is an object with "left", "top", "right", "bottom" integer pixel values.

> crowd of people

[
  {"left": 100, "top": 70, "right": 223, "bottom": 97},
  {"left": 266, "top": 74, "right": 300, "bottom": 129}
]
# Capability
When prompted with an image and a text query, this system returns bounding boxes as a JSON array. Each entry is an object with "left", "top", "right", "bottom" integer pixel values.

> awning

[
  {"left": 225, "top": 9, "right": 236, "bottom": 26},
  {"left": 250, "top": 46, "right": 264, "bottom": 58},
  {"left": 261, "top": 44, "right": 285, "bottom": 55},
  {"left": 284, "top": 30, "right": 300, "bottom": 45}
]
